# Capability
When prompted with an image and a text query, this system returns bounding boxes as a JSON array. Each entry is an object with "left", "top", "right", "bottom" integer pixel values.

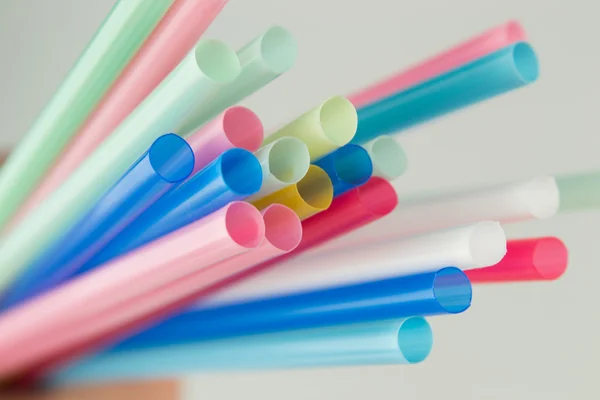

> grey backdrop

[{"left": 0, "top": 0, "right": 597, "bottom": 399}]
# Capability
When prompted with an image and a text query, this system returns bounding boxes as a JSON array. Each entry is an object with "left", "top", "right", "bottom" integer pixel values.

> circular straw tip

[
  {"left": 149, "top": 134, "right": 195, "bottom": 183},
  {"left": 533, "top": 237, "right": 568, "bottom": 280},
  {"left": 220, "top": 149, "right": 264, "bottom": 196},
  {"left": 432, "top": 267, "right": 472, "bottom": 314},
  {"left": 319, "top": 96, "right": 358, "bottom": 147},
  {"left": 398, "top": 317, "right": 433, "bottom": 364},
  {"left": 222, "top": 106, "right": 264, "bottom": 151},
  {"left": 262, "top": 204, "right": 303, "bottom": 252},
  {"left": 260, "top": 26, "right": 298, "bottom": 74},
  {"left": 512, "top": 42, "right": 539, "bottom": 83},
  {"left": 195, "top": 39, "right": 241, "bottom": 84},
  {"left": 225, "top": 202, "right": 265, "bottom": 248},
  {"left": 469, "top": 221, "right": 507, "bottom": 267}
]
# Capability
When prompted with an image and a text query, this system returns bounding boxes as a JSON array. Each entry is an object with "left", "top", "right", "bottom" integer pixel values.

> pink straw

[
  {"left": 187, "top": 106, "right": 264, "bottom": 175},
  {"left": 10, "top": 0, "right": 229, "bottom": 228},
  {"left": 0, "top": 201, "right": 264, "bottom": 378},
  {"left": 348, "top": 20, "right": 527, "bottom": 108}
]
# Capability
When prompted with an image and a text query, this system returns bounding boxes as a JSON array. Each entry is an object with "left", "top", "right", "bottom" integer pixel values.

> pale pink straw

[
  {"left": 0, "top": 201, "right": 264, "bottom": 378},
  {"left": 10, "top": 0, "right": 229, "bottom": 228},
  {"left": 188, "top": 106, "right": 264, "bottom": 175},
  {"left": 349, "top": 20, "right": 527, "bottom": 108}
]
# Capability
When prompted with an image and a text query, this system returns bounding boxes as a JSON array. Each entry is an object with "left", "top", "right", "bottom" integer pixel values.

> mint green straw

[
  {"left": 178, "top": 26, "right": 298, "bottom": 134},
  {"left": 556, "top": 171, "right": 600, "bottom": 212},
  {"left": 0, "top": 0, "right": 174, "bottom": 231},
  {"left": 0, "top": 40, "right": 240, "bottom": 291}
]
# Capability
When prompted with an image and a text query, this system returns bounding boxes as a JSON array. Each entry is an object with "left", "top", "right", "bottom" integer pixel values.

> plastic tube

[
  {"left": 248, "top": 138, "right": 311, "bottom": 200},
  {"left": 349, "top": 20, "right": 527, "bottom": 108},
  {"left": 111, "top": 267, "right": 470, "bottom": 347},
  {"left": 85, "top": 148, "right": 263, "bottom": 269},
  {"left": 556, "top": 171, "right": 600, "bottom": 212},
  {"left": 206, "top": 221, "right": 505, "bottom": 304},
  {"left": 179, "top": 26, "right": 298, "bottom": 133},
  {"left": 360, "top": 136, "right": 408, "bottom": 180},
  {"left": 12, "top": 0, "right": 229, "bottom": 227},
  {"left": 0, "top": 135, "right": 195, "bottom": 309},
  {"left": 314, "top": 145, "right": 373, "bottom": 197},
  {"left": 187, "top": 106, "right": 264, "bottom": 175},
  {"left": 0, "top": 0, "right": 174, "bottom": 231},
  {"left": 0, "top": 202, "right": 264, "bottom": 378},
  {"left": 467, "top": 237, "right": 568, "bottom": 283},
  {"left": 262, "top": 96, "right": 358, "bottom": 160},
  {"left": 54, "top": 318, "right": 431, "bottom": 384},
  {"left": 352, "top": 42, "right": 539, "bottom": 144},
  {"left": 0, "top": 40, "right": 241, "bottom": 292},
  {"left": 252, "top": 165, "right": 333, "bottom": 220}
]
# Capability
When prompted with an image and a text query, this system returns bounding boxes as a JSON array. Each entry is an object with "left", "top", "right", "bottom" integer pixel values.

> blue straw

[
  {"left": 109, "top": 267, "right": 470, "bottom": 351},
  {"left": 352, "top": 42, "right": 539, "bottom": 143},
  {"left": 84, "top": 148, "right": 263, "bottom": 269},
  {"left": 0, "top": 134, "right": 194, "bottom": 309},
  {"left": 313, "top": 144, "right": 373, "bottom": 197},
  {"left": 51, "top": 318, "right": 432, "bottom": 385}
]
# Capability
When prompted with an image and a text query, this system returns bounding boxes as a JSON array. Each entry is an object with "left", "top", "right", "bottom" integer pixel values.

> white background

[{"left": 0, "top": 0, "right": 598, "bottom": 398}]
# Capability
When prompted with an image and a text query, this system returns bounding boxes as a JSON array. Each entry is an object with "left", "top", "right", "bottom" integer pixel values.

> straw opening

[
  {"left": 432, "top": 267, "right": 472, "bottom": 314},
  {"left": 526, "top": 176, "right": 560, "bottom": 219},
  {"left": 220, "top": 149, "right": 263, "bottom": 196},
  {"left": 148, "top": 134, "right": 195, "bottom": 183},
  {"left": 268, "top": 138, "right": 311, "bottom": 185},
  {"left": 296, "top": 166, "right": 333, "bottom": 210},
  {"left": 369, "top": 137, "right": 408, "bottom": 179},
  {"left": 225, "top": 202, "right": 265, "bottom": 248},
  {"left": 532, "top": 237, "right": 568, "bottom": 280},
  {"left": 469, "top": 221, "right": 507, "bottom": 267},
  {"left": 262, "top": 204, "right": 303, "bottom": 251},
  {"left": 319, "top": 96, "right": 358, "bottom": 146},
  {"left": 397, "top": 317, "right": 433, "bottom": 363},
  {"left": 260, "top": 26, "right": 298, "bottom": 74},
  {"left": 504, "top": 20, "right": 527, "bottom": 42},
  {"left": 195, "top": 40, "right": 241, "bottom": 83},
  {"left": 512, "top": 42, "right": 539, "bottom": 83},
  {"left": 333, "top": 145, "right": 373, "bottom": 186},
  {"left": 222, "top": 107, "right": 264, "bottom": 151}
]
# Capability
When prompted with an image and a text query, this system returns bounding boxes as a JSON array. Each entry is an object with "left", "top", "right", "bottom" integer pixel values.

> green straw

[
  {"left": 0, "top": 0, "right": 174, "bottom": 231},
  {"left": 178, "top": 26, "right": 298, "bottom": 134},
  {"left": 0, "top": 40, "right": 240, "bottom": 291},
  {"left": 556, "top": 171, "right": 600, "bottom": 212}
]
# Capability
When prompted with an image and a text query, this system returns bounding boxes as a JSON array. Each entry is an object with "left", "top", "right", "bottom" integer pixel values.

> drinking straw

[
  {"left": 252, "top": 165, "right": 333, "bottom": 220},
  {"left": 352, "top": 42, "right": 540, "bottom": 144},
  {"left": 349, "top": 20, "right": 527, "bottom": 108},
  {"left": 19, "top": 205, "right": 301, "bottom": 382},
  {"left": 0, "top": 135, "right": 195, "bottom": 309},
  {"left": 186, "top": 106, "right": 264, "bottom": 175},
  {"left": 262, "top": 96, "right": 358, "bottom": 160},
  {"left": 110, "top": 267, "right": 471, "bottom": 347},
  {"left": 360, "top": 136, "right": 408, "bottom": 180},
  {"left": 313, "top": 144, "right": 373, "bottom": 197},
  {"left": 0, "top": 0, "right": 174, "bottom": 231},
  {"left": 248, "top": 138, "right": 311, "bottom": 200},
  {"left": 555, "top": 170, "right": 600, "bottom": 212},
  {"left": 179, "top": 26, "right": 298, "bottom": 133},
  {"left": 84, "top": 148, "right": 263, "bottom": 270},
  {"left": 205, "top": 221, "right": 505, "bottom": 303},
  {"left": 0, "top": 202, "right": 265, "bottom": 378},
  {"left": 0, "top": 39, "right": 241, "bottom": 291},
  {"left": 53, "top": 318, "right": 432, "bottom": 384},
  {"left": 467, "top": 237, "right": 568, "bottom": 283},
  {"left": 12, "top": 0, "right": 230, "bottom": 225}
]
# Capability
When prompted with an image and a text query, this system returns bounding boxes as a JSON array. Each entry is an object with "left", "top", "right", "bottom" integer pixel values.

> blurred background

[{"left": 0, "top": 0, "right": 597, "bottom": 399}]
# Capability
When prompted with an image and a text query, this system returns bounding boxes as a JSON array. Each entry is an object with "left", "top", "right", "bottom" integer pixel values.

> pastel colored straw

[
  {"left": 205, "top": 221, "right": 505, "bottom": 304},
  {"left": 85, "top": 149, "right": 263, "bottom": 269},
  {"left": 111, "top": 267, "right": 471, "bottom": 348},
  {"left": 0, "top": 0, "right": 174, "bottom": 231},
  {"left": 262, "top": 96, "right": 358, "bottom": 160},
  {"left": 248, "top": 138, "right": 311, "bottom": 200},
  {"left": 0, "top": 39, "right": 241, "bottom": 291},
  {"left": 12, "top": 0, "right": 230, "bottom": 225},
  {"left": 22, "top": 205, "right": 302, "bottom": 381},
  {"left": 555, "top": 170, "right": 600, "bottom": 212},
  {"left": 186, "top": 106, "right": 264, "bottom": 175},
  {"left": 352, "top": 42, "right": 540, "bottom": 144},
  {"left": 54, "top": 318, "right": 432, "bottom": 384},
  {"left": 252, "top": 165, "right": 333, "bottom": 220},
  {"left": 467, "top": 237, "right": 568, "bottom": 283},
  {"left": 360, "top": 136, "right": 408, "bottom": 180},
  {"left": 313, "top": 144, "right": 373, "bottom": 197},
  {"left": 349, "top": 20, "right": 527, "bottom": 108},
  {"left": 0, "top": 135, "right": 195, "bottom": 309},
  {"left": 179, "top": 26, "right": 298, "bottom": 133},
  {"left": 0, "top": 202, "right": 265, "bottom": 378}
]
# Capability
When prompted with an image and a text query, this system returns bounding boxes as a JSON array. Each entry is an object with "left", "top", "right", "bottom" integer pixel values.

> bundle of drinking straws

[{"left": 0, "top": 0, "right": 589, "bottom": 389}]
